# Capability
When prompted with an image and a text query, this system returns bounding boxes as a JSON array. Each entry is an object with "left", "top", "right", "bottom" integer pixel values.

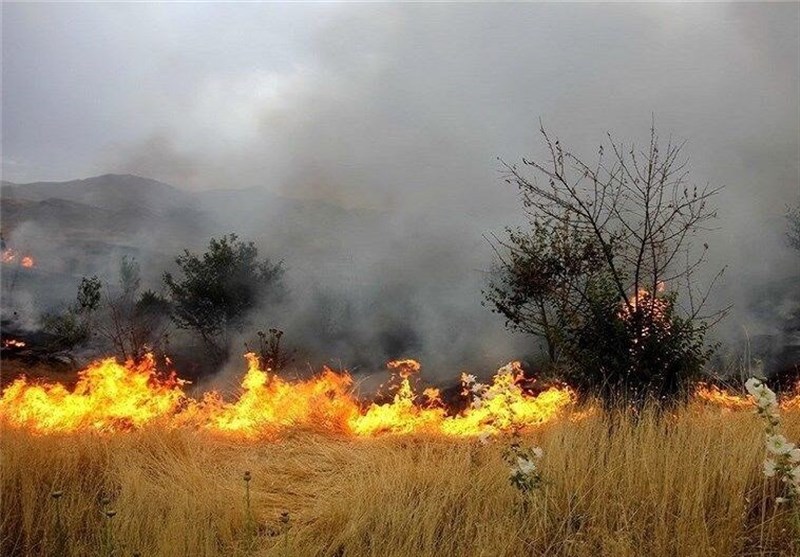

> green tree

[
  {"left": 163, "top": 234, "right": 284, "bottom": 363},
  {"left": 486, "top": 122, "right": 726, "bottom": 406}
]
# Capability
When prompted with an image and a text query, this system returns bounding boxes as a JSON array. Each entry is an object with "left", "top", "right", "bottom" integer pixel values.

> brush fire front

[
  {"left": 2, "top": 352, "right": 798, "bottom": 437},
  {"left": 0, "top": 354, "right": 578, "bottom": 436}
]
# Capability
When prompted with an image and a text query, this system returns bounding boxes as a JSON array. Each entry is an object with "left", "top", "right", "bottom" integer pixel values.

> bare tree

[
  {"left": 486, "top": 121, "right": 728, "bottom": 403},
  {"left": 96, "top": 257, "right": 171, "bottom": 362}
]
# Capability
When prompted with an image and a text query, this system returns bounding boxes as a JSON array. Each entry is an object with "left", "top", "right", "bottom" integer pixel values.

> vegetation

[
  {"left": 788, "top": 204, "right": 800, "bottom": 251},
  {"left": 94, "top": 257, "right": 171, "bottom": 362},
  {"left": 1, "top": 403, "right": 798, "bottom": 557},
  {"left": 41, "top": 276, "right": 102, "bottom": 353},
  {"left": 41, "top": 258, "right": 170, "bottom": 362},
  {"left": 486, "top": 123, "right": 726, "bottom": 405},
  {"left": 163, "top": 234, "right": 284, "bottom": 364}
]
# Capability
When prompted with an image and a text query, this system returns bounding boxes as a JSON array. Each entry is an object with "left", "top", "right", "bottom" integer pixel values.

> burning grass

[
  {"left": 1, "top": 356, "right": 799, "bottom": 556},
  {"left": 0, "top": 355, "right": 576, "bottom": 437}
]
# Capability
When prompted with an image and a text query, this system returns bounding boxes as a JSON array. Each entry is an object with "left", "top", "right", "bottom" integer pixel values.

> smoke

[{"left": 2, "top": 3, "right": 799, "bottom": 376}]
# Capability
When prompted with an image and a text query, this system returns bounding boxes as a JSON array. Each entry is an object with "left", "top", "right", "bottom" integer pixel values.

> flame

[
  {"left": 184, "top": 353, "right": 359, "bottom": 436},
  {"left": 694, "top": 381, "right": 800, "bottom": 412},
  {"left": 4, "top": 352, "right": 795, "bottom": 438},
  {"left": 0, "top": 354, "right": 186, "bottom": 432},
  {"left": 693, "top": 383, "right": 753, "bottom": 411},
  {"left": 2, "top": 339, "right": 26, "bottom": 348},
  {"left": 1, "top": 249, "right": 35, "bottom": 267},
  {"left": 0, "top": 354, "right": 575, "bottom": 438}
]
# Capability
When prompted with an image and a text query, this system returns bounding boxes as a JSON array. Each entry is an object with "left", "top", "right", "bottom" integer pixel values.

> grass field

[{"left": 2, "top": 402, "right": 799, "bottom": 557}]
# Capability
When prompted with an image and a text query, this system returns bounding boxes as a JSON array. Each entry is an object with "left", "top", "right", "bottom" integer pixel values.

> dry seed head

[
  {"left": 105, "top": 509, "right": 117, "bottom": 518},
  {"left": 243, "top": 471, "right": 251, "bottom": 482},
  {"left": 280, "top": 511, "right": 290, "bottom": 524}
]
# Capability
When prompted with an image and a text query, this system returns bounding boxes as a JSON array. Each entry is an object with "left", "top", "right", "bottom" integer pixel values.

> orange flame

[
  {"left": 694, "top": 381, "right": 800, "bottom": 411},
  {"left": 1, "top": 249, "right": 35, "bottom": 267},
  {"left": 0, "top": 354, "right": 186, "bottom": 432},
  {"left": 2, "top": 339, "right": 26, "bottom": 349},
  {"left": 0, "top": 354, "right": 575, "bottom": 438}
]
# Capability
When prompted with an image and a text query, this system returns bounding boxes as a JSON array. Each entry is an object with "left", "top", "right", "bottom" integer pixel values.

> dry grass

[{"left": 2, "top": 405, "right": 798, "bottom": 557}]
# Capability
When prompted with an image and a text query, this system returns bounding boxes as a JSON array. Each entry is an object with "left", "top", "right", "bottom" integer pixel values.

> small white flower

[
  {"left": 461, "top": 373, "right": 476, "bottom": 386},
  {"left": 531, "top": 447, "right": 544, "bottom": 459},
  {"left": 788, "top": 448, "right": 800, "bottom": 464},
  {"left": 755, "top": 390, "right": 778, "bottom": 408},
  {"left": 515, "top": 456, "right": 536, "bottom": 476},
  {"left": 745, "top": 377, "right": 763, "bottom": 397},
  {"left": 766, "top": 434, "right": 793, "bottom": 455},
  {"left": 763, "top": 459, "right": 777, "bottom": 478},
  {"left": 471, "top": 383, "right": 486, "bottom": 395}
]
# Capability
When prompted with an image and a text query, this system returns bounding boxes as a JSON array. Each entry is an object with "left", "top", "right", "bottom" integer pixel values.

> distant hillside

[
  {"left": 0, "top": 175, "right": 213, "bottom": 297},
  {"left": 1, "top": 174, "right": 212, "bottom": 249},
  {"left": 1, "top": 174, "right": 193, "bottom": 215}
]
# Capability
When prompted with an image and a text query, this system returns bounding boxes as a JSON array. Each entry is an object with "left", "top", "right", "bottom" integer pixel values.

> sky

[{"left": 2, "top": 2, "right": 799, "bottom": 371}]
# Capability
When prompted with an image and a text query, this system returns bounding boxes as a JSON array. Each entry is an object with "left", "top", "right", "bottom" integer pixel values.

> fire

[
  {"left": 3, "top": 352, "right": 795, "bottom": 438},
  {"left": 619, "top": 281, "right": 669, "bottom": 331},
  {"left": 0, "top": 354, "right": 575, "bottom": 438},
  {"left": 0, "top": 354, "right": 186, "bottom": 432},
  {"left": 693, "top": 383, "right": 753, "bottom": 411},
  {"left": 1, "top": 249, "right": 35, "bottom": 267},
  {"left": 694, "top": 381, "right": 800, "bottom": 412},
  {"left": 2, "top": 339, "right": 26, "bottom": 349},
  {"left": 185, "top": 353, "right": 359, "bottom": 436}
]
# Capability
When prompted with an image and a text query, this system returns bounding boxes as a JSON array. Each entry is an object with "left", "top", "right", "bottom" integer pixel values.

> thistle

[
  {"left": 243, "top": 470, "right": 255, "bottom": 551},
  {"left": 51, "top": 489, "right": 66, "bottom": 556}
]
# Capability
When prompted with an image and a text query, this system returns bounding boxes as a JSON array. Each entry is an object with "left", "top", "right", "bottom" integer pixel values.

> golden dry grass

[{"left": 2, "top": 404, "right": 798, "bottom": 557}]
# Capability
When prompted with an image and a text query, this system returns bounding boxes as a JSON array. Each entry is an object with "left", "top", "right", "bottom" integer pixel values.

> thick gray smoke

[{"left": 2, "top": 3, "right": 798, "bottom": 377}]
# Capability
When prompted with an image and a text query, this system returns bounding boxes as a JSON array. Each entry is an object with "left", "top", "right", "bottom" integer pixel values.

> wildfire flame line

[
  {"left": 0, "top": 354, "right": 575, "bottom": 437},
  {"left": 1, "top": 354, "right": 797, "bottom": 437}
]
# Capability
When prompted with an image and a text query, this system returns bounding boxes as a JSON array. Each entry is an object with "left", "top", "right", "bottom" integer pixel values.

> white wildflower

[
  {"left": 461, "top": 373, "right": 476, "bottom": 386},
  {"left": 471, "top": 383, "right": 486, "bottom": 395},
  {"left": 763, "top": 459, "right": 777, "bottom": 478},
  {"left": 766, "top": 434, "right": 793, "bottom": 455},
  {"left": 756, "top": 390, "right": 778, "bottom": 408},
  {"left": 788, "top": 448, "right": 800, "bottom": 464},
  {"left": 532, "top": 447, "right": 544, "bottom": 459},
  {"left": 745, "top": 377, "right": 763, "bottom": 397},
  {"left": 515, "top": 456, "right": 537, "bottom": 476}
]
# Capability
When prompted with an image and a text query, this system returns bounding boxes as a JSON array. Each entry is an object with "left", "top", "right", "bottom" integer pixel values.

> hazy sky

[{"left": 2, "top": 3, "right": 799, "bottom": 366}]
